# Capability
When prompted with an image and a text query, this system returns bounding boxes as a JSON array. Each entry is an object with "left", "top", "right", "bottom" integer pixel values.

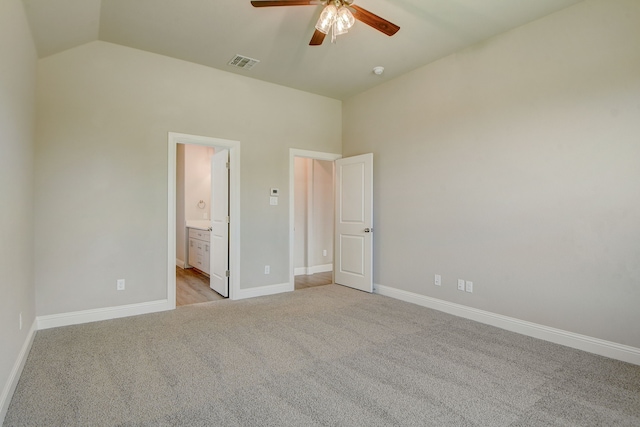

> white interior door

[
  {"left": 210, "top": 149, "right": 229, "bottom": 297},
  {"left": 334, "top": 153, "right": 373, "bottom": 292}
]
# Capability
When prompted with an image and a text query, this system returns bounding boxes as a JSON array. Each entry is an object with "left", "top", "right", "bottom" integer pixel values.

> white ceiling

[{"left": 22, "top": 0, "right": 584, "bottom": 100}]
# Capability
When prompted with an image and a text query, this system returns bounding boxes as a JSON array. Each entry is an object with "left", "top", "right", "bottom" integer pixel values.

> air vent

[{"left": 228, "top": 54, "right": 260, "bottom": 70}]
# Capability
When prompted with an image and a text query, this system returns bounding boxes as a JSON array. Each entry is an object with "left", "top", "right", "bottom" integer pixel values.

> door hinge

[
  {"left": 226, "top": 216, "right": 230, "bottom": 224},
  {"left": 225, "top": 270, "right": 230, "bottom": 277},
  {"left": 226, "top": 162, "right": 230, "bottom": 169}
]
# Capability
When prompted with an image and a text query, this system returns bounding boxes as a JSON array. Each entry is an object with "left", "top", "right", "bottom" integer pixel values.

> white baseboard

[
  {"left": 176, "top": 258, "right": 186, "bottom": 268},
  {"left": 294, "top": 264, "right": 333, "bottom": 276},
  {"left": 309, "top": 263, "right": 332, "bottom": 274},
  {"left": 374, "top": 284, "right": 640, "bottom": 366},
  {"left": 233, "top": 282, "right": 291, "bottom": 300},
  {"left": 37, "top": 299, "right": 173, "bottom": 330},
  {"left": 1, "top": 319, "right": 37, "bottom": 424}
]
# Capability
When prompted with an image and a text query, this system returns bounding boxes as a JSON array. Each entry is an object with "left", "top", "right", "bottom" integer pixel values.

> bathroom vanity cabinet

[{"left": 188, "top": 228, "right": 210, "bottom": 275}]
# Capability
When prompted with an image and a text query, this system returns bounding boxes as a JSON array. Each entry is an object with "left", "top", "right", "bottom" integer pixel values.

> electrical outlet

[
  {"left": 465, "top": 281, "right": 473, "bottom": 293},
  {"left": 19, "top": 312, "right": 22, "bottom": 330},
  {"left": 434, "top": 274, "right": 441, "bottom": 286},
  {"left": 457, "top": 279, "right": 465, "bottom": 291},
  {"left": 264, "top": 265, "right": 270, "bottom": 274},
  {"left": 117, "top": 279, "right": 125, "bottom": 291}
]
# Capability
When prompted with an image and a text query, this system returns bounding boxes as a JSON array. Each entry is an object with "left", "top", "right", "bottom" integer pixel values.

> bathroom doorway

[
  {"left": 175, "top": 143, "right": 224, "bottom": 305},
  {"left": 168, "top": 132, "right": 240, "bottom": 307}
]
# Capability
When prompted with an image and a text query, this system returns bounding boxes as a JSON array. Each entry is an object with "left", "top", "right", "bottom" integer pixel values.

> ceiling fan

[{"left": 251, "top": 0, "right": 400, "bottom": 45}]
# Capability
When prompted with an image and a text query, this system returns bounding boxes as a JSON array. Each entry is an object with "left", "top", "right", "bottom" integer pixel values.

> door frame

[
  {"left": 288, "top": 149, "right": 342, "bottom": 292},
  {"left": 168, "top": 132, "right": 241, "bottom": 306}
]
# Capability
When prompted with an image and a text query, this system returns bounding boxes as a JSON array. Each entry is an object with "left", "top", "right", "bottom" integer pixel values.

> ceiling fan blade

[
  {"left": 309, "top": 29, "right": 326, "bottom": 46},
  {"left": 251, "top": 0, "right": 320, "bottom": 6},
  {"left": 351, "top": 5, "right": 400, "bottom": 36}
]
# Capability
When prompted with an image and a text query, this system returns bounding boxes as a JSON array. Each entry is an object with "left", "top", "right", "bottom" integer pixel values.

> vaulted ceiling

[{"left": 22, "top": 0, "right": 584, "bottom": 100}]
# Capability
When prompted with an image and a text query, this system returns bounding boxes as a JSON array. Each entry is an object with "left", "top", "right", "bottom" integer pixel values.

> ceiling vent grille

[{"left": 228, "top": 54, "right": 260, "bottom": 70}]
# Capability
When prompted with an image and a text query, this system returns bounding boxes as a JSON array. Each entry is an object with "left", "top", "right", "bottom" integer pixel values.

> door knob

[{"left": 364, "top": 228, "right": 372, "bottom": 233}]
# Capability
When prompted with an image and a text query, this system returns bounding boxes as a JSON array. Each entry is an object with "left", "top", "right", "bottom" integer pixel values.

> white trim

[
  {"left": 168, "top": 132, "right": 241, "bottom": 301},
  {"left": 36, "top": 300, "right": 172, "bottom": 330},
  {"left": 309, "top": 263, "right": 333, "bottom": 274},
  {"left": 176, "top": 258, "right": 186, "bottom": 269},
  {"left": 0, "top": 319, "right": 36, "bottom": 424},
  {"left": 295, "top": 263, "right": 334, "bottom": 276},
  {"left": 289, "top": 149, "right": 341, "bottom": 293},
  {"left": 374, "top": 284, "right": 640, "bottom": 366},
  {"left": 234, "top": 282, "right": 291, "bottom": 300}
]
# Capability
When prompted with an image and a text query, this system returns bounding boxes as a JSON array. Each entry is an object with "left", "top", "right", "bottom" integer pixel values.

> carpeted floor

[{"left": 5, "top": 285, "right": 640, "bottom": 426}]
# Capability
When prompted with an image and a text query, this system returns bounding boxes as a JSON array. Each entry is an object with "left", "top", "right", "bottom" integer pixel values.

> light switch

[{"left": 270, "top": 196, "right": 278, "bottom": 206}]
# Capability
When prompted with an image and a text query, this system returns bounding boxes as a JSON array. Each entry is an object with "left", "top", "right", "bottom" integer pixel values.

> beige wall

[
  {"left": 294, "top": 158, "right": 309, "bottom": 269},
  {"left": 343, "top": 0, "right": 640, "bottom": 347},
  {"left": 311, "top": 160, "right": 334, "bottom": 267},
  {"left": 35, "top": 41, "right": 341, "bottom": 316},
  {"left": 184, "top": 144, "right": 214, "bottom": 222},
  {"left": 0, "top": 0, "right": 37, "bottom": 420}
]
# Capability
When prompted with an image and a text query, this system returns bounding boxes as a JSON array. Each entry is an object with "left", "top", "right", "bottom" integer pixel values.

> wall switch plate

[
  {"left": 434, "top": 274, "right": 441, "bottom": 286},
  {"left": 269, "top": 196, "right": 278, "bottom": 206},
  {"left": 117, "top": 279, "right": 125, "bottom": 291},
  {"left": 264, "top": 265, "right": 270, "bottom": 274},
  {"left": 457, "top": 279, "right": 465, "bottom": 291},
  {"left": 465, "top": 281, "right": 473, "bottom": 293},
  {"left": 323, "top": 249, "right": 327, "bottom": 257},
  {"left": 19, "top": 312, "right": 22, "bottom": 330}
]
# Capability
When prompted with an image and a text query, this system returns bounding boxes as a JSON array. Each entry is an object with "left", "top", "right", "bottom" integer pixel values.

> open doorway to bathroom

[
  {"left": 168, "top": 132, "right": 240, "bottom": 306},
  {"left": 175, "top": 143, "right": 224, "bottom": 306}
]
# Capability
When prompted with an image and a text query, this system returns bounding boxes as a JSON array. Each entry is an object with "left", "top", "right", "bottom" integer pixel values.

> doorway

[
  {"left": 168, "top": 133, "right": 240, "bottom": 308},
  {"left": 288, "top": 149, "right": 342, "bottom": 291},
  {"left": 175, "top": 143, "right": 226, "bottom": 306},
  {"left": 289, "top": 149, "right": 374, "bottom": 294},
  {"left": 293, "top": 156, "right": 335, "bottom": 290}
]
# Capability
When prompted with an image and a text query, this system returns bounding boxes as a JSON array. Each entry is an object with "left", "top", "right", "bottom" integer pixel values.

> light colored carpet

[{"left": 5, "top": 285, "right": 640, "bottom": 426}]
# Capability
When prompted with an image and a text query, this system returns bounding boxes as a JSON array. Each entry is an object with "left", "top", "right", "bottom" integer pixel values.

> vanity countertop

[{"left": 186, "top": 220, "right": 211, "bottom": 231}]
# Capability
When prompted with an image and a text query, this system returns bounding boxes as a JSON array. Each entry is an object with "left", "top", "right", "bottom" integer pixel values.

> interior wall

[
  {"left": 184, "top": 144, "right": 213, "bottom": 221},
  {"left": 311, "top": 159, "right": 334, "bottom": 267},
  {"left": 0, "top": 0, "right": 37, "bottom": 420},
  {"left": 34, "top": 40, "right": 341, "bottom": 316},
  {"left": 342, "top": 0, "right": 640, "bottom": 348},
  {"left": 294, "top": 158, "right": 308, "bottom": 270}
]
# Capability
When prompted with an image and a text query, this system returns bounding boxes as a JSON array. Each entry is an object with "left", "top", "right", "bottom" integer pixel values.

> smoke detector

[{"left": 373, "top": 66, "right": 384, "bottom": 75}]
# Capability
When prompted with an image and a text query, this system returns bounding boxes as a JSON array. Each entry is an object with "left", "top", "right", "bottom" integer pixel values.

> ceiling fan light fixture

[
  {"left": 333, "top": 19, "right": 348, "bottom": 36},
  {"left": 315, "top": 4, "right": 338, "bottom": 34},
  {"left": 252, "top": 0, "right": 400, "bottom": 47},
  {"left": 337, "top": 6, "right": 355, "bottom": 30}
]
